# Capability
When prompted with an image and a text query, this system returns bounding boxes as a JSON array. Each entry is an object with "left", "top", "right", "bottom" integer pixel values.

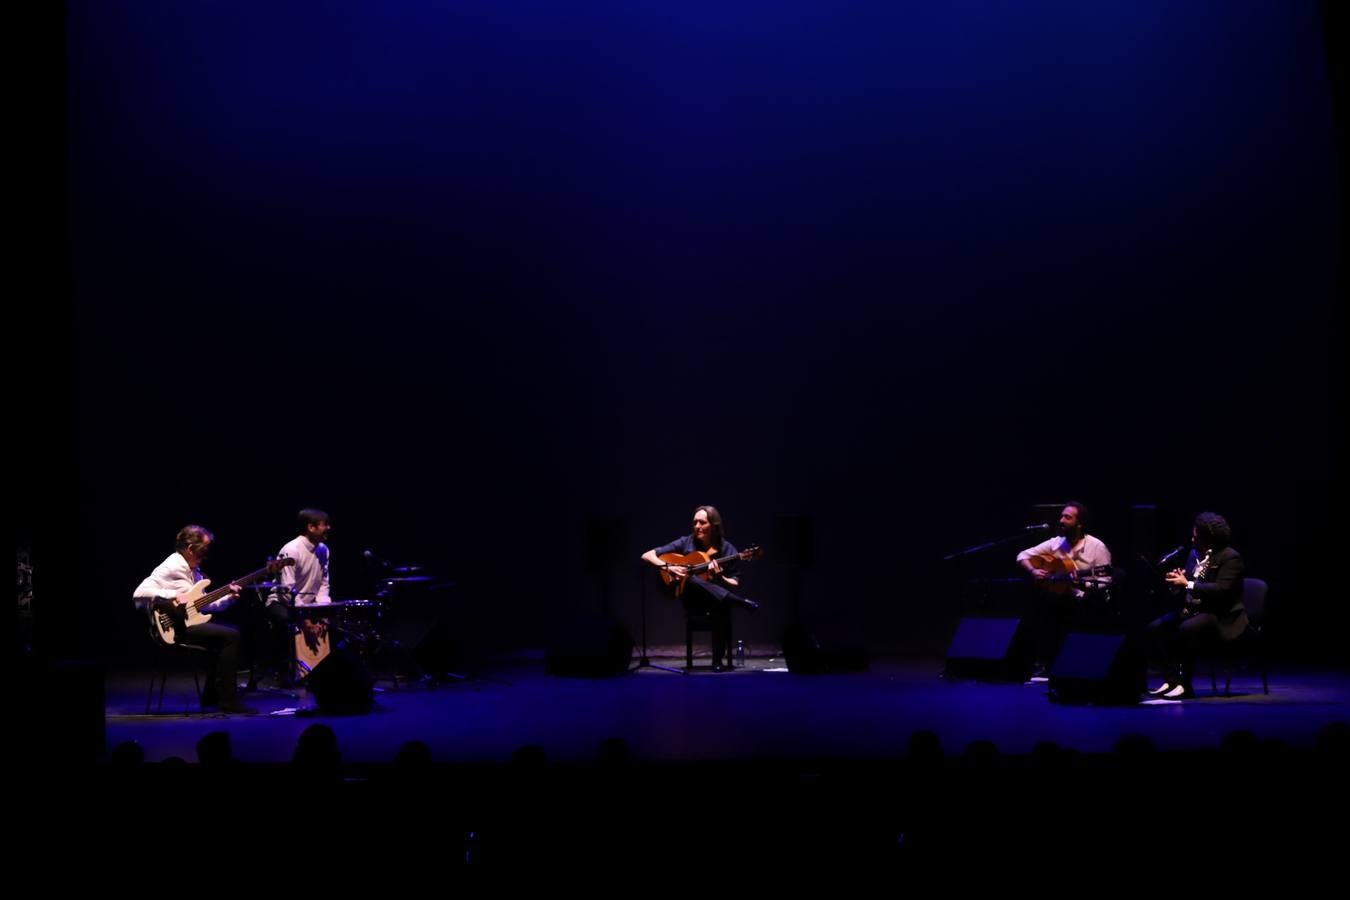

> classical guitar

[
  {"left": 149, "top": 557, "right": 295, "bottom": 645},
  {"left": 1025, "top": 552, "right": 1111, "bottom": 596},
  {"left": 658, "top": 545, "right": 763, "bottom": 598}
]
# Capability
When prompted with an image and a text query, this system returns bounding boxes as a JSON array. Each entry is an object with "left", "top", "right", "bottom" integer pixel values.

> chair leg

[
  {"left": 1210, "top": 662, "right": 1218, "bottom": 694},
  {"left": 686, "top": 623, "right": 694, "bottom": 669},
  {"left": 147, "top": 650, "right": 208, "bottom": 714},
  {"left": 1260, "top": 641, "right": 1269, "bottom": 695}
]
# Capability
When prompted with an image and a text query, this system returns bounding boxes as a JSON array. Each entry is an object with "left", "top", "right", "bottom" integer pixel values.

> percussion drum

[
  {"left": 293, "top": 617, "right": 331, "bottom": 679},
  {"left": 327, "top": 599, "right": 383, "bottom": 646}
]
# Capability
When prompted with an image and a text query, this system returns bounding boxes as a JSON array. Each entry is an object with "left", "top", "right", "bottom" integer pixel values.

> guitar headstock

[{"left": 738, "top": 545, "right": 764, "bottom": 561}]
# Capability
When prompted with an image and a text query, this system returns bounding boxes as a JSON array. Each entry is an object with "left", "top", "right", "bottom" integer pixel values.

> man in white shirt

[
  {"left": 273, "top": 508, "right": 332, "bottom": 607},
  {"left": 134, "top": 524, "right": 256, "bottom": 714},
  {"left": 1016, "top": 502, "right": 1113, "bottom": 676},
  {"left": 264, "top": 509, "right": 333, "bottom": 683}
]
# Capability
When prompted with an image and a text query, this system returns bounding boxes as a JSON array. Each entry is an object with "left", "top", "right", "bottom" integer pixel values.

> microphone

[
  {"left": 1024, "top": 523, "right": 1053, "bottom": 531},
  {"left": 1156, "top": 545, "right": 1186, "bottom": 567},
  {"left": 363, "top": 549, "right": 392, "bottom": 568}
]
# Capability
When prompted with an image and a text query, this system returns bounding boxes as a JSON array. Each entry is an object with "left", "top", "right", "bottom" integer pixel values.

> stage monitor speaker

[
  {"left": 308, "top": 645, "right": 374, "bottom": 714},
  {"left": 944, "top": 617, "right": 1031, "bottom": 681},
  {"left": 544, "top": 614, "right": 634, "bottom": 677},
  {"left": 783, "top": 622, "right": 869, "bottom": 674},
  {"left": 1048, "top": 632, "right": 1145, "bottom": 704}
]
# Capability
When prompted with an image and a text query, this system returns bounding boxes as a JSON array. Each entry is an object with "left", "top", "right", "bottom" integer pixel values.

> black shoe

[{"left": 738, "top": 597, "right": 760, "bottom": 612}]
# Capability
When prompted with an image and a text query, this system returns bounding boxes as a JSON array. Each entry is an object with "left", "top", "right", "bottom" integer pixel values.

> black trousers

[
  {"left": 1148, "top": 610, "right": 1219, "bottom": 688},
  {"left": 182, "top": 621, "right": 241, "bottom": 704},
  {"left": 262, "top": 600, "right": 295, "bottom": 680},
  {"left": 684, "top": 579, "right": 747, "bottom": 666}
]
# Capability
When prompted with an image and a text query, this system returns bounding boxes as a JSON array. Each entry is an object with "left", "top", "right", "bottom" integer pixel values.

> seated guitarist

[
  {"left": 641, "top": 505, "right": 757, "bottom": 672},
  {"left": 133, "top": 525, "right": 256, "bottom": 714},
  {"left": 1015, "top": 502, "right": 1113, "bottom": 677}
]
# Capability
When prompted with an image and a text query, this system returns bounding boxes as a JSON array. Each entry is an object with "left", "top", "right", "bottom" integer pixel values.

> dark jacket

[{"left": 1186, "top": 546, "right": 1247, "bottom": 639}]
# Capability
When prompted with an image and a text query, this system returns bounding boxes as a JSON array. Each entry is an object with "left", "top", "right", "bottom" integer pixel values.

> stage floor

[{"left": 103, "top": 653, "right": 1350, "bottom": 765}]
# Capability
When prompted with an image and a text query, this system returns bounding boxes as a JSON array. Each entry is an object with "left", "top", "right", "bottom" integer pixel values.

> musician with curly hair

[{"left": 1146, "top": 511, "right": 1247, "bottom": 699}]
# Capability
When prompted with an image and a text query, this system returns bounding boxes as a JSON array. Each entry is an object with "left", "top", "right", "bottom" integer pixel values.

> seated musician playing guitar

[
  {"left": 1015, "top": 502, "right": 1113, "bottom": 677},
  {"left": 641, "top": 505, "right": 759, "bottom": 672},
  {"left": 133, "top": 524, "right": 258, "bottom": 715}
]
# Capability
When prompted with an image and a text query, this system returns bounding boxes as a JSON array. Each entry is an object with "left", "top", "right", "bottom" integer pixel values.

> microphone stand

[
  {"left": 943, "top": 528, "right": 1047, "bottom": 562},
  {"left": 1154, "top": 547, "right": 1187, "bottom": 570},
  {"left": 942, "top": 528, "right": 1050, "bottom": 621},
  {"left": 631, "top": 563, "right": 685, "bottom": 675}
]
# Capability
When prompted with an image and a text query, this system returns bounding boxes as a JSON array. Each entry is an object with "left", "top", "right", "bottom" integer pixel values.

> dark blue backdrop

[{"left": 58, "top": 1, "right": 1341, "bottom": 660}]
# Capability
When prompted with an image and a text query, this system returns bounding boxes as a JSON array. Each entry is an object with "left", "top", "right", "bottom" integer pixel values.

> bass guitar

[{"left": 150, "top": 557, "right": 295, "bottom": 645}]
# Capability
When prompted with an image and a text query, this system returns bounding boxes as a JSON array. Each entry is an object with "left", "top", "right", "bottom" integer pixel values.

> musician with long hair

[
  {"left": 1146, "top": 511, "right": 1246, "bottom": 699},
  {"left": 1015, "top": 502, "right": 1113, "bottom": 677},
  {"left": 642, "top": 505, "right": 757, "bottom": 672},
  {"left": 134, "top": 524, "right": 256, "bottom": 714}
]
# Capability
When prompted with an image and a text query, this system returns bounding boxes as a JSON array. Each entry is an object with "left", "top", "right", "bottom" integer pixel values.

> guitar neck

[
  {"left": 193, "top": 565, "right": 276, "bottom": 611},
  {"left": 690, "top": 551, "right": 741, "bottom": 574}
]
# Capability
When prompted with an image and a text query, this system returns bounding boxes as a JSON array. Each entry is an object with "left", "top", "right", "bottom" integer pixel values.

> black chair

[
  {"left": 145, "top": 628, "right": 212, "bottom": 714},
  {"left": 685, "top": 607, "right": 730, "bottom": 669},
  {"left": 1208, "top": 578, "right": 1269, "bottom": 697}
]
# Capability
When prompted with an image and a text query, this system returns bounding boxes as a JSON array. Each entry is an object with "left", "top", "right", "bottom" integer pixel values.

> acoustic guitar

[
  {"left": 1025, "top": 552, "right": 1111, "bottom": 596},
  {"left": 658, "top": 545, "right": 763, "bottom": 598}
]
